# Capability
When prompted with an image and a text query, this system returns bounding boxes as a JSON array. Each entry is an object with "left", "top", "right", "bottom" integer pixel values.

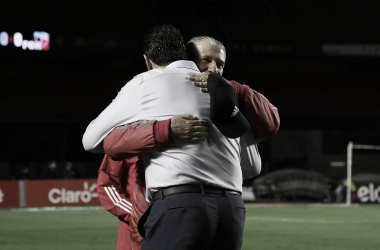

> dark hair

[{"left": 143, "top": 24, "right": 187, "bottom": 66}]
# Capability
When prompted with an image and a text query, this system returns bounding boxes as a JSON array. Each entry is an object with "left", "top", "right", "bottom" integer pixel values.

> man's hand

[
  {"left": 170, "top": 114, "right": 209, "bottom": 142},
  {"left": 188, "top": 72, "right": 235, "bottom": 93}
]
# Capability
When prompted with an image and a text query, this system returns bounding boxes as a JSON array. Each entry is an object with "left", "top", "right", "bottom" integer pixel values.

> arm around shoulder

[{"left": 103, "top": 119, "right": 174, "bottom": 161}]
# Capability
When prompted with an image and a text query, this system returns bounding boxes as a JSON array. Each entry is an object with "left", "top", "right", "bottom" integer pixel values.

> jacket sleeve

[
  {"left": 233, "top": 80, "right": 280, "bottom": 144},
  {"left": 97, "top": 155, "right": 134, "bottom": 224},
  {"left": 103, "top": 119, "right": 174, "bottom": 161}
]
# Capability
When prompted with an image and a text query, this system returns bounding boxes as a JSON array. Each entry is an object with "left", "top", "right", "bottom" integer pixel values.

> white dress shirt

[{"left": 83, "top": 60, "right": 261, "bottom": 203}]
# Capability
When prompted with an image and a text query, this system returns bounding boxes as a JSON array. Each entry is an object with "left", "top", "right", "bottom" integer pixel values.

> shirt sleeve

[
  {"left": 82, "top": 77, "right": 143, "bottom": 153},
  {"left": 233, "top": 80, "right": 280, "bottom": 144},
  {"left": 97, "top": 155, "right": 133, "bottom": 223},
  {"left": 103, "top": 119, "right": 174, "bottom": 161},
  {"left": 239, "top": 129, "right": 261, "bottom": 179}
]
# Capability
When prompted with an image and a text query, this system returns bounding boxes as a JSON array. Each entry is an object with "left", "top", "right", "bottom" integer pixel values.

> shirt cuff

[{"left": 154, "top": 119, "right": 175, "bottom": 149}]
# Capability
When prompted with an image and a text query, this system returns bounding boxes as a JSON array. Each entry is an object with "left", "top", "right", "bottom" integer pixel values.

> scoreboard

[{"left": 0, "top": 31, "right": 50, "bottom": 51}]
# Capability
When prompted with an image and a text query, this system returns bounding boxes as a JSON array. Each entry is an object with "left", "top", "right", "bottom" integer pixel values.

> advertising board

[
  {"left": 25, "top": 179, "right": 100, "bottom": 207},
  {"left": 0, "top": 181, "right": 20, "bottom": 208}
]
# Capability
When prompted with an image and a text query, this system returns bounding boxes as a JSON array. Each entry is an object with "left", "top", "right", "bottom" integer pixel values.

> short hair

[
  {"left": 186, "top": 36, "right": 226, "bottom": 60},
  {"left": 143, "top": 24, "right": 187, "bottom": 66}
]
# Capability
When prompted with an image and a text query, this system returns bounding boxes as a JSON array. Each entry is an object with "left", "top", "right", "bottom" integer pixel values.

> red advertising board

[
  {"left": 25, "top": 179, "right": 100, "bottom": 207},
  {"left": 0, "top": 181, "right": 19, "bottom": 208}
]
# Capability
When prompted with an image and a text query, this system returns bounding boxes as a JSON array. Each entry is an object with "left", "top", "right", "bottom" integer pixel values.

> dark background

[{"left": 1, "top": 0, "right": 379, "bottom": 180}]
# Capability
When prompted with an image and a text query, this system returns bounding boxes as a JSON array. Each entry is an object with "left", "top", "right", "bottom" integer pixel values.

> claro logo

[
  {"left": 357, "top": 183, "right": 380, "bottom": 203},
  {"left": 48, "top": 182, "right": 98, "bottom": 204}
]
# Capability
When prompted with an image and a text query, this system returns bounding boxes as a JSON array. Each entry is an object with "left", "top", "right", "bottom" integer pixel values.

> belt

[{"left": 153, "top": 185, "right": 241, "bottom": 202}]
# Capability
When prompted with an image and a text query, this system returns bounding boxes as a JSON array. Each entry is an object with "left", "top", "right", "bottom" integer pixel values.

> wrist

[
  {"left": 223, "top": 77, "right": 236, "bottom": 90},
  {"left": 231, "top": 80, "right": 247, "bottom": 104},
  {"left": 154, "top": 119, "right": 175, "bottom": 148}
]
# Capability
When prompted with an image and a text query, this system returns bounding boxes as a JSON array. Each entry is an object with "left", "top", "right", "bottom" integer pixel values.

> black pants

[{"left": 138, "top": 191, "right": 246, "bottom": 250}]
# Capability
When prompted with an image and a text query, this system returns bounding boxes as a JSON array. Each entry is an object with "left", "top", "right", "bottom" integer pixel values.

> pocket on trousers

[
  {"left": 165, "top": 206, "right": 208, "bottom": 245},
  {"left": 167, "top": 206, "right": 206, "bottom": 224},
  {"left": 229, "top": 196, "right": 246, "bottom": 224},
  {"left": 234, "top": 207, "right": 246, "bottom": 220}
]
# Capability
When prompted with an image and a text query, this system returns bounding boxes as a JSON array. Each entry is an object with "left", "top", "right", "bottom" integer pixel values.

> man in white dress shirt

[{"left": 83, "top": 24, "right": 261, "bottom": 250}]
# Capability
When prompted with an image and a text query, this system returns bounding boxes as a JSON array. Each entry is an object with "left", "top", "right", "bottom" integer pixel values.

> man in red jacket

[
  {"left": 96, "top": 36, "right": 280, "bottom": 250},
  {"left": 98, "top": 117, "right": 205, "bottom": 250}
]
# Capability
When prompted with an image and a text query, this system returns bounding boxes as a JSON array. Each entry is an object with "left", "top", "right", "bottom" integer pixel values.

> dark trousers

[{"left": 138, "top": 191, "right": 246, "bottom": 250}]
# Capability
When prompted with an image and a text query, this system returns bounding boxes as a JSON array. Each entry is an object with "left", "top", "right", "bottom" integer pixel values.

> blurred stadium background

[{"left": 1, "top": 0, "right": 380, "bottom": 249}]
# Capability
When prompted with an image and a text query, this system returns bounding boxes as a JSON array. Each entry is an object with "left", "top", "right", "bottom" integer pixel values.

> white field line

[
  {"left": 247, "top": 216, "right": 379, "bottom": 224},
  {"left": 9, "top": 206, "right": 104, "bottom": 212},
  {"left": 6, "top": 203, "right": 359, "bottom": 212},
  {"left": 247, "top": 216, "right": 346, "bottom": 224},
  {"left": 308, "top": 203, "right": 360, "bottom": 208},
  {"left": 245, "top": 203, "right": 360, "bottom": 208},
  {"left": 5, "top": 206, "right": 378, "bottom": 224}
]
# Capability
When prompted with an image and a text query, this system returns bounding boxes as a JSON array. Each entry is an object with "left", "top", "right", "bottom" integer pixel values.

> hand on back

[{"left": 170, "top": 114, "right": 209, "bottom": 142}]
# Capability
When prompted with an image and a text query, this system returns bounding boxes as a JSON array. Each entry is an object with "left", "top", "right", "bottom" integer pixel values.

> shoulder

[
  {"left": 133, "top": 69, "right": 165, "bottom": 83},
  {"left": 117, "top": 70, "right": 167, "bottom": 95}
]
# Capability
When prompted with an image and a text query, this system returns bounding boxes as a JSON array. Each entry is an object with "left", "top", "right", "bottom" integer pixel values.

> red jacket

[
  {"left": 97, "top": 120, "right": 173, "bottom": 250},
  {"left": 97, "top": 81, "right": 280, "bottom": 250}
]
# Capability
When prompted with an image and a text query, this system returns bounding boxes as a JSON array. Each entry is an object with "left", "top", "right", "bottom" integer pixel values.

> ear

[{"left": 143, "top": 55, "right": 153, "bottom": 70}]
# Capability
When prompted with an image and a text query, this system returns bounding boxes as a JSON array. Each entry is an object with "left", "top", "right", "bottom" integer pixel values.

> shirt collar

[{"left": 165, "top": 60, "right": 200, "bottom": 72}]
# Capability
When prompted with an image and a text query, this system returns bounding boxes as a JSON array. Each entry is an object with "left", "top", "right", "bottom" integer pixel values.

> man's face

[{"left": 192, "top": 41, "right": 226, "bottom": 76}]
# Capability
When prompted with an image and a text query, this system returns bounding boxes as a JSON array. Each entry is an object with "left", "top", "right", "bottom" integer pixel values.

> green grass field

[{"left": 0, "top": 204, "right": 379, "bottom": 250}]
